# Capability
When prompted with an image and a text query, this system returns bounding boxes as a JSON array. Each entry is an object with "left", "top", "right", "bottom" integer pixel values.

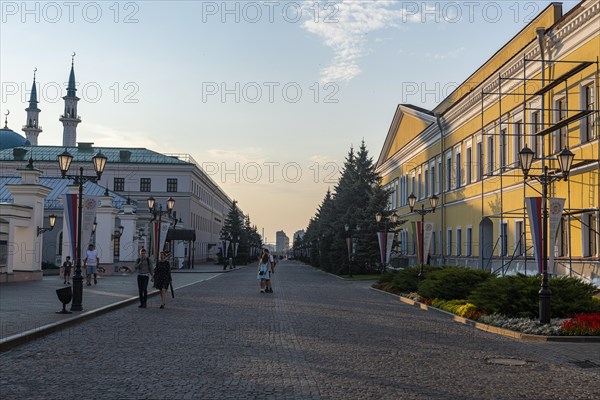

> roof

[
  {"left": 0, "top": 176, "right": 133, "bottom": 210},
  {"left": 0, "top": 126, "right": 31, "bottom": 151},
  {"left": 0, "top": 145, "right": 192, "bottom": 165}
]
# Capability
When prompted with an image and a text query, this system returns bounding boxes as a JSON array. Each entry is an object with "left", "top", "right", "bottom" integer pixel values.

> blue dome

[{"left": 0, "top": 127, "right": 31, "bottom": 150}]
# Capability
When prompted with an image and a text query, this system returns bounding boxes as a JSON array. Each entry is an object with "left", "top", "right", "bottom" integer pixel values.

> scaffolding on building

[{"left": 478, "top": 54, "right": 600, "bottom": 279}]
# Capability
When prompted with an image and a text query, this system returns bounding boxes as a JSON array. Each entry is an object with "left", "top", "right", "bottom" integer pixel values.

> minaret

[
  {"left": 59, "top": 53, "right": 81, "bottom": 147},
  {"left": 22, "top": 68, "right": 42, "bottom": 146}
]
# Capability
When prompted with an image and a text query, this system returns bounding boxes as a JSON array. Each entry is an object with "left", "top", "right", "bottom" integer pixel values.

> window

[
  {"left": 554, "top": 97, "right": 567, "bottom": 153},
  {"left": 455, "top": 152, "right": 462, "bottom": 188},
  {"left": 424, "top": 169, "right": 429, "bottom": 198},
  {"left": 583, "top": 213, "right": 598, "bottom": 257},
  {"left": 499, "top": 127, "right": 507, "bottom": 171},
  {"left": 167, "top": 178, "right": 178, "bottom": 192},
  {"left": 430, "top": 165, "right": 436, "bottom": 194},
  {"left": 418, "top": 172, "right": 422, "bottom": 199},
  {"left": 439, "top": 231, "right": 443, "bottom": 256},
  {"left": 113, "top": 177, "right": 124, "bottom": 192},
  {"left": 447, "top": 229, "right": 453, "bottom": 256},
  {"left": 140, "top": 178, "right": 151, "bottom": 192},
  {"left": 466, "top": 146, "right": 472, "bottom": 184},
  {"left": 582, "top": 84, "right": 596, "bottom": 142},
  {"left": 559, "top": 217, "right": 569, "bottom": 257},
  {"left": 437, "top": 159, "right": 442, "bottom": 194},
  {"left": 531, "top": 110, "right": 541, "bottom": 158},
  {"left": 487, "top": 136, "right": 494, "bottom": 175},
  {"left": 513, "top": 121, "right": 523, "bottom": 164},
  {"left": 476, "top": 141, "right": 483, "bottom": 181},
  {"left": 515, "top": 221, "right": 524, "bottom": 256},
  {"left": 500, "top": 222, "right": 508, "bottom": 256},
  {"left": 466, "top": 227, "right": 472, "bottom": 257},
  {"left": 456, "top": 228, "right": 462, "bottom": 256},
  {"left": 446, "top": 155, "right": 452, "bottom": 191},
  {"left": 432, "top": 231, "right": 437, "bottom": 255}
]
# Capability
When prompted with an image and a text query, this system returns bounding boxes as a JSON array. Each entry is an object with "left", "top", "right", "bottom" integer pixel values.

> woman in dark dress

[{"left": 154, "top": 251, "right": 172, "bottom": 309}]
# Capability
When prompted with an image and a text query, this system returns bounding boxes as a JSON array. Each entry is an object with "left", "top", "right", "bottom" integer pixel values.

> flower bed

[{"left": 561, "top": 313, "right": 600, "bottom": 336}]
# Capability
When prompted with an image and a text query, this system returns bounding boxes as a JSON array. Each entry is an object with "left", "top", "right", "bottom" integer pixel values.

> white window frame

[
  {"left": 445, "top": 151, "right": 452, "bottom": 191},
  {"left": 456, "top": 227, "right": 462, "bottom": 256},
  {"left": 446, "top": 228, "right": 453, "bottom": 256},
  {"left": 466, "top": 225, "right": 473, "bottom": 257},
  {"left": 514, "top": 219, "right": 524, "bottom": 256},
  {"left": 500, "top": 221, "right": 508, "bottom": 257},
  {"left": 580, "top": 79, "right": 596, "bottom": 142},
  {"left": 436, "top": 156, "right": 442, "bottom": 194},
  {"left": 486, "top": 130, "right": 495, "bottom": 176},
  {"left": 454, "top": 144, "right": 462, "bottom": 189},
  {"left": 476, "top": 135, "right": 483, "bottom": 181},
  {"left": 553, "top": 94, "right": 567, "bottom": 153},
  {"left": 465, "top": 139, "right": 473, "bottom": 184},
  {"left": 512, "top": 112, "right": 524, "bottom": 165}
]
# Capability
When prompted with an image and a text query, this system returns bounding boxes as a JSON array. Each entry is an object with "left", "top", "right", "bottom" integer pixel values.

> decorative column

[
  {"left": 5, "top": 166, "right": 51, "bottom": 279},
  {"left": 95, "top": 193, "right": 118, "bottom": 268}
]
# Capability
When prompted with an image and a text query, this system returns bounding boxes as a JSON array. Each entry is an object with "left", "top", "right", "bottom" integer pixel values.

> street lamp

[
  {"left": 57, "top": 149, "right": 107, "bottom": 311},
  {"left": 147, "top": 196, "right": 175, "bottom": 259},
  {"left": 408, "top": 193, "right": 438, "bottom": 280},
  {"left": 519, "top": 145, "right": 574, "bottom": 323},
  {"left": 375, "top": 212, "right": 400, "bottom": 272},
  {"left": 37, "top": 214, "right": 56, "bottom": 236}
]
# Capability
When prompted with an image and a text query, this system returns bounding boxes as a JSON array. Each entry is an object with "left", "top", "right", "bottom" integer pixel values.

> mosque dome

[{"left": 0, "top": 125, "right": 31, "bottom": 150}]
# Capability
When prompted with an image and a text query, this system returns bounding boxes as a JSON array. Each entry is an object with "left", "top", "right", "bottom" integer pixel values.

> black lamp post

[
  {"left": 147, "top": 196, "right": 175, "bottom": 259},
  {"left": 408, "top": 193, "right": 438, "bottom": 280},
  {"left": 58, "top": 149, "right": 107, "bottom": 311},
  {"left": 519, "top": 145, "right": 574, "bottom": 324},
  {"left": 375, "top": 212, "right": 399, "bottom": 272}
]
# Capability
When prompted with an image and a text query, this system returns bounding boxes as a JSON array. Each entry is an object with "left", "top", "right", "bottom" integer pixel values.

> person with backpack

[{"left": 136, "top": 248, "right": 154, "bottom": 308}]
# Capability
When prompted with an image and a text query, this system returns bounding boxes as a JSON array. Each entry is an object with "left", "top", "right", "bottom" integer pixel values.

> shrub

[
  {"left": 417, "top": 267, "right": 493, "bottom": 300},
  {"left": 548, "top": 276, "right": 600, "bottom": 317},
  {"left": 468, "top": 274, "right": 539, "bottom": 318},
  {"left": 561, "top": 313, "right": 600, "bottom": 336},
  {"left": 469, "top": 274, "right": 600, "bottom": 318},
  {"left": 375, "top": 266, "right": 442, "bottom": 293}
]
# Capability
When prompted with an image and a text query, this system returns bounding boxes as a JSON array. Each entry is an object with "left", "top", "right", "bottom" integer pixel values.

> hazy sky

[{"left": 1, "top": 0, "right": 577, "bottom": 243}]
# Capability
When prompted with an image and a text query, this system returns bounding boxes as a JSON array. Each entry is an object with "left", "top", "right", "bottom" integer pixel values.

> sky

[{"left": 0, "top": 0, "right": 578, "bottom": 244}]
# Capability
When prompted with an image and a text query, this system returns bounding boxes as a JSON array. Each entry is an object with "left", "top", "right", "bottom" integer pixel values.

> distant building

[
  {"left": 275, "top": 230, "right": 289, "bottom": 256},
  {"left": 293, "top": 230, "right": 305, "bottom": 241}
]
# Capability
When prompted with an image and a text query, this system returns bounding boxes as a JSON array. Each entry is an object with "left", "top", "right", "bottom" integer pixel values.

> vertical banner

[
  {"left": 386, "top": 232, "right": 395, "bottom": 267},
  {"left": 423, "top": 222, "right": 434, "bottom": 263},
  {"left": 410, "top": 221, "right": 418, "bottom": 262},
  {"left": 376, "top": 231, "right": 385, "bottom": 264},
  {"left": 63, "top": 194, "right": 78, "bottom": 260},
  {"left": 233, "top": 242, "right": 239, "bottom": 257},
  {"left": 220, "top": 240, "right": 226, "bottom": 259},
  {"left": 414, "top": 221, "right": 423, "bottom": 264},
  {"left": 346, "top": 237, "right": 352, "bottom": 259},
  {"left": 548, "top": 198, "right": 566, "bottom": 275},
  {"left": 158, "top": 221, "right": 170, "bottom": 254},
  {"left": 80, "top": 196, "right": 99, "bottom": 251},
  {"left": 225, "top": 240, "right": 230, "bottom": 258},
  {"left": 525, "top": 197, "right": 543, "bottom": 274}
]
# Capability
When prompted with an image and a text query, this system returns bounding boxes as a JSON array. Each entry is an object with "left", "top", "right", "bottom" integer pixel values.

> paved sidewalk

[
  {"left": 0, "top": 262, "right": 227, "bottom": 343},
  {"left": 0, "top": 261, "right": 598, "bottom": 399}
]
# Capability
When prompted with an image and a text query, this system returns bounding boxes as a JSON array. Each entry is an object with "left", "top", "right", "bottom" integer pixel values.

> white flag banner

[
  {"left": 81, "top": 196, "right": 100, "bottom": 258},
  {"left": 548, "top": 198, "right": 566, "bottom": 275},
  {"left": 423, "top": 222, "right": 434, "bottom": 262},
  {"left": 158, "top": 221, "right": 170, "bottom": 254},
  {"left": 386, "top": 232, "right": 395, "bottom": 266}
]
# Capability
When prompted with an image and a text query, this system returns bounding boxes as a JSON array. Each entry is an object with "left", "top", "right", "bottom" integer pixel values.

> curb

[
  {"left": 370, "top": 287, "right": 600, "bottom": 343},
  {"left": 0, "top": 276, "right": 219, "bottom": 352}
]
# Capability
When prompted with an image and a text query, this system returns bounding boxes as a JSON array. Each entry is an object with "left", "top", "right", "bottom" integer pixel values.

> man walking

[{"left": 84, "top": 244, "right": 99, "bottom": 286}]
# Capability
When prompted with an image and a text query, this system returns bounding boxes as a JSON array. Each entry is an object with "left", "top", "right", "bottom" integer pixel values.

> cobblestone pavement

[{"left": 0, "top": 261, "right": 598, "bottom": 399}]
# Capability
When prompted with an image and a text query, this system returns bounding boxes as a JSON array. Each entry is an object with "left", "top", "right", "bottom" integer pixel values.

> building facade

[{"left": 376, "top": 0, "right": 599, "bottom": 284}]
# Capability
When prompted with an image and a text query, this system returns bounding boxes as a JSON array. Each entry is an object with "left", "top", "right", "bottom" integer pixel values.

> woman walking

[
  {"left": 154, "top": 251, "right": 172, "bottom": 309},
  {"left": 136, "top": 248, "right": 153, "bottom": 308},
  {"left": 257, "top": 252, "right": 270, "bottom": 293}
]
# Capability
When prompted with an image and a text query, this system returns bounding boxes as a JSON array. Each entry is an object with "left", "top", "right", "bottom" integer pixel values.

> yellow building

[{"left": 376, "top": 0, "right": 599, "bottom": 284}]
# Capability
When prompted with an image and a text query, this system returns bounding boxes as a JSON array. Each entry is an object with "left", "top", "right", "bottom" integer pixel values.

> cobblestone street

[{"left": 1, "top": 261, "right": 598, "bottom": 399}]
